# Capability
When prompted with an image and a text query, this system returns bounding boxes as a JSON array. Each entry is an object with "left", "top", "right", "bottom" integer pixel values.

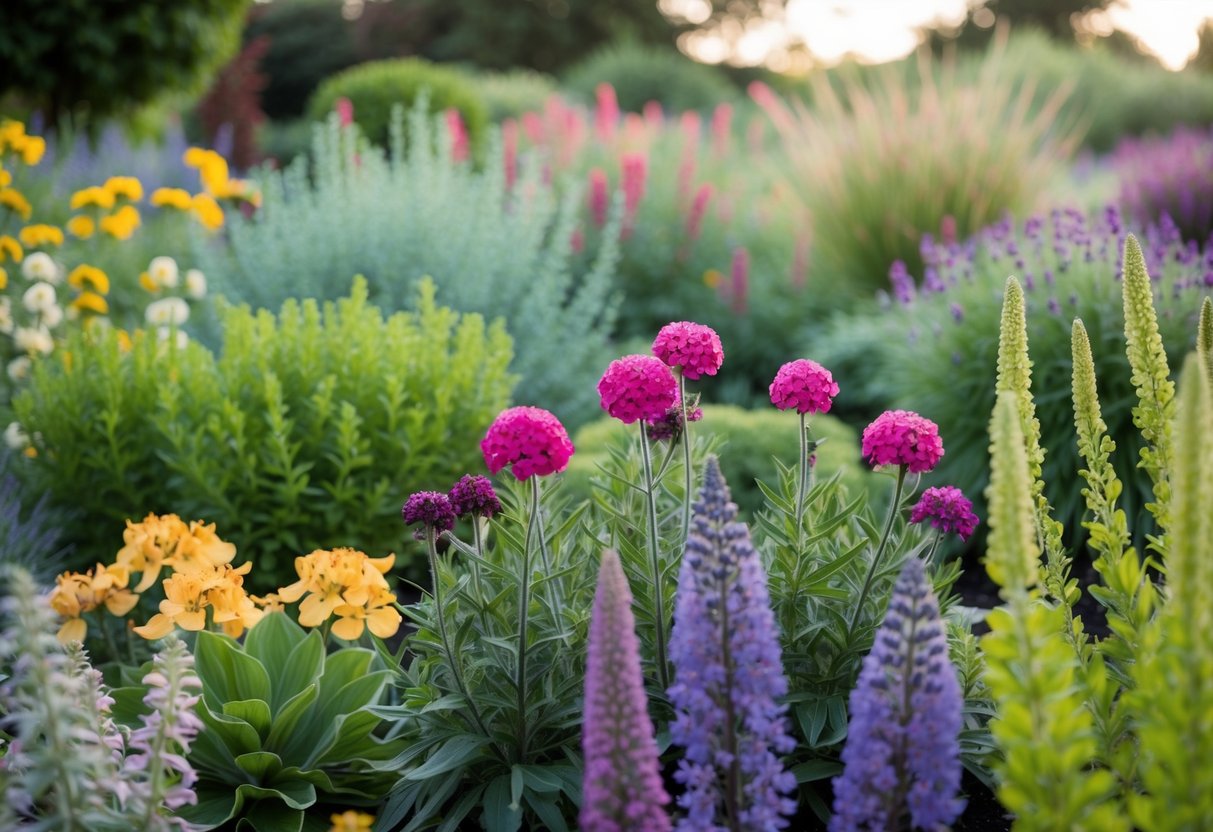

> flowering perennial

[
  {"left": 134, "top": 561, "right": 263, "bottom": 639},
  {"left": 652, "top": 321, "right": 724, "bottom": 380},
  {"left": 769, "top": 358, "right": 840, "bottom": 414},
  {"left": 646, "top": 389, "right": 703, "bottom": 443},
  {"left": 861, "top": 410, "right": 944, "bottom": 473},
  {"left": 48, "top": 563, "right": 139, "bottom": 643},
  {"left": 668, "top": 456, "right": 796, "bottom": 831},
  {"left": 401, "top": 491, "right": 457, "bottom": 539},
  {"left": 598, "top": 354, "right": 679, "bottom": 424},
  {"left": 909, "top": 486, "right": 980, "bottom": 541},
  {"left": 581, "top": 550, "right": 671, "bottom": 832},
  {"left": 276, "top": 547, "right": 401, "bottom": 640},
  {"left": 830, "top": 558, "right": 965, "bottom": 831},
  {"left": 448, "top": 473, "right": 501, "bottom": 519},
  {"left": 481, "top": 406, "right": 575, "bottom": 480}
]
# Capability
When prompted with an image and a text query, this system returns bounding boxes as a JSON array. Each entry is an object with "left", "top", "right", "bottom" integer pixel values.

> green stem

[
  {"left": 924, "top": 530, "right": 943, "bottom": 565},
  {"left": 515, "top": 478, "right": 539, "bottom": 761},
  {"left": 640, "top": 422, "right": 670, "bottom": 692},
  {"left": 680, "top": 373, "right": 693, "bottom": 547},
  {"left": 848, "top": 465, "right": 908, "bottom": 636},
  {"left": 795, "top": 411, "right": 809, "bottom": 548},
  {"left": 469, "top": 518, "right": 487, "bottom": 608}
]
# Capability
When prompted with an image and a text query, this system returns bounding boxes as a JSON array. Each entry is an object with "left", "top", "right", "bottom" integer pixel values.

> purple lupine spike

[
  {"left": 668, "top": 457, "right": 796, "bottom": 832},
  {"left": 581, "top": 550, "right": 671, "bottom": 832},
  {"left": 829, "top": 558, "right": 965, "bottom": 832}
]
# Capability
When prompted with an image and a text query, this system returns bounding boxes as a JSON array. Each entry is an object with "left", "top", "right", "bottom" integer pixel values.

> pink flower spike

[
  {"left": 335, "top": 97, "right": 354, "bottom": 127},
  {"left": 445, "top": 109, "right": 469, "bottom": 162},
  {"left": 769, "top": 359, "right": 839, "bottom": 415},
  {"left": 481, "top": 406, "right": 575, "bottom": 480},
  {"left": 685, "top": 184, "right": 713, "bottom": 241},
  {"left": 502, "top": 118, "right": 519, "bottom": 189},
  {"left": 861, "top": 410, "right": 944, "bottom": 473},
  {"left": 652, "top": 321, "right": 724, "bottom": 380},
  {"left": 730, "top": 246, "right": 749, "bottom": 314},
  {"left": 711, "top": 102, "right": 733, "bottom": 156},
  {"left": 595, "top": 83, "right": 620, "bottom": 142},
  {"left": 589, "top": 168, "right": 609, "bottom": 228},
  {"left": 598, "top": 354, "right": 678, "bottom": 424},
  {"left": 643, "top": 100, "right": 664, "bottom": 128},
  {"left": 621, "top": 153, "right": 648, "bottom": 237}
]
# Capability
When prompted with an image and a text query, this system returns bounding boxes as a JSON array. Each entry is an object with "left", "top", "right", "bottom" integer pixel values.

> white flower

[
  {"left": 145, "top": 297, "right": 189, "bottom": 327},
  {"left": 156, "top": 327, "right": 189, "bottom": 349},
  {"left": 21, "top": 252, "right": 60, "bottom": 284},
  {"left": 13, "top": 325, "right": 54, "bottom": 355},
  {"left": 3, "top": 422, "right": 29, "bottom": 450},
  {"left": 21, "top": 281, "right": 58, "bottom": 313},
  {"left": 184, "top": 268, "right": 207, "bottom": 300},
  {"left": 148, "top": 256, "right": 179, "bottom": 289},
  {"left": 6, "top": 356, "right": 30, "bottom": 382},
  {"left": 0, "top": 298, "right": 12, "bottom": 335},
  {"left": 41, "top": 303, "right": 63, "bottom": 328}
]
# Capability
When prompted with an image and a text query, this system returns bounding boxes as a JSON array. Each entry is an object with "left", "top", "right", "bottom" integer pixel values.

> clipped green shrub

[
  {"left": 565, "top": 404, "right": 874, "bottom": 514},
  {"left": 196, "top": 104, "right": 621, "bottom": 428},
  {"left": 563, "top": 43, "right": 738, "bottom": 113},
  {"left": 12, "top": 277, "right": 515, "bottom": 584},
  {"left": 307, "top": 57, "right": 489, "bottom": 152},
  {"left": 470, "top": 68, "right": 559, "bottom": 122}
]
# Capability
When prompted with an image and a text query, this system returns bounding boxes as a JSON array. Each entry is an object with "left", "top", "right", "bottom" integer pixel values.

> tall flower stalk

[{"left": 769, "top": 358, "right": 840, "bottom": 547}]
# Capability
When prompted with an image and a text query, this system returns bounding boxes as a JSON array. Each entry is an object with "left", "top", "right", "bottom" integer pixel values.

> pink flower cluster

[
  {"left": 652, "top": 322, "right": 724, "bottom": 380},
  {"left": 769, "top": 359, "right": 839, "bottom": 415},
  {"left": 909, "top": 486, "right": 979, "bottom": 541},
  {"left": 598, "top": 355, "right": 678, "bottom": 424},
  {"left": 861, "top": 410, "right": 944, "bottom": 473},
  {"left": 481, "top": 406, "right": 575, "bottom": 480}
]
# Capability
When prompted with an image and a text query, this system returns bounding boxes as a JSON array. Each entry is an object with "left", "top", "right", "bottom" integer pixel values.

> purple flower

[
  {"left": 652, "top": 321, "right": 724, "bottom": 381},
  {"left": 401, "top": 491, "right": 457, "bottom": 540},
  {"left": 581, "top": 550, "right": 671, "bottom": 832},
  {"left": 889, "top": 260, "right": 915, "bottom": 306},
  {"left": 909, "top": 486, "right": 979, "bottom": 541},
  {"left": 448, "top": 474, "right": 501, "bottom": 519},
  {"left": 598, "top": 355, "right": 679, "bottom": 425},
  {"left": 830, "top": 558, "right": 965, "bottom": 832},
  {"left": 861, "top": 410, "right": 945, "bottom": 473},
  {"left": 668, "top": 457, "right": 796, "bottom": 831},
  {"left": 647, "top": 389, "right": 704, "bottom": 443}
]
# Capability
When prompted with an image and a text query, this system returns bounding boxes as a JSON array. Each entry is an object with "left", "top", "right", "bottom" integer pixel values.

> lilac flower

[
  {"left": 830, "top": 558, "right": 965, "bottom": 832},
  {"left": 668, "top": 457, "right": 796, "bottom": 832},
  {"left": 581, "top": 550, "right": 671, "bottom": 832}
]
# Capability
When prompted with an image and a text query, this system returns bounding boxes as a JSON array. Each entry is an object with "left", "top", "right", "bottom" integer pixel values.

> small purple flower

[
  {"left": 581, "top": 550, "right": 671, "bottom": 832},
  {"left": 647, "top": 390, "right": 704, "bottom": 443},
  {"left": 889, "top": 260, "right": 915, "bottom": 306},
  {"left": 668, "top": 457, "right": 797, "bottom": 831},
  {"left": 909, "top": 486, "right": 979, "bottom": 541},
  {"left": 402, "top": 491, "right": 457, "bottom": 540},
  {"left": 830, "top": 558, "right": 965, "bottom": 832},
  {"left": 448, "top": 474, "right": 501, "bottom": 519}
]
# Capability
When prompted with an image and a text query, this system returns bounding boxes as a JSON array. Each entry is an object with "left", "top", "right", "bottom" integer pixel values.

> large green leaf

[
  {"left": 236, "top": 751, "right": 284, "bottom": 781},
  {"left": 404, "top": 735, "right": 493, "bottom": 781},
  {"left": 265, "top": 683, "right": 320, "bottom": 758},
  {"left": 198, "top": 700, "right": 263, "bottom": 758},
  {"left": 273, "top": 630, "right": 326, "bottom": 714},
  {"left": 483, "top": 773, "right": 523, "bottom": 832},
  {"left": 177, "top": 784, "right": 239, "bottom": 830},
  {"left": 312, "top": 670, "right": 390, "bottom": 729},
  {"left": 318, "top": 647, "right": 374, "bottom": 696},
  {"left": 196, "top": 631, "right": 272, "bottom": 705},
  {"left": 244, "top": 613, "right": 312, "bottom": 713},
  {"left": 234, "top": 780, "right": 317, "bottom": 810},
  {"left": 224, "top": 699, "right": 272, "bottom": 740},
  {"left": 239, "top": 801, "right": 304, "bottom": 832}
]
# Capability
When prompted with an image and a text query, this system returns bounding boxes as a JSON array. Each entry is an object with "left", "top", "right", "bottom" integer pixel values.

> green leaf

[
  {"left": 483, "top": 774, "right": 523, "bottom": 832},
  {"left": 404, "top": 735, "right": 493, "bottom": 781},
  {"left": 198, "top": 699, "right": 263, "bottom": 758},
  {"left": 177, "top": 784, "right": 240, "bottom": 830},
  {"left": 524, "top": 791, "right": 570, "bottom": 832},
  {"left": 792, "top": 758, "right": 844, "bottom": 783},
  {"left": 233, "top": 780, "right": 317, "bottom": 811},
  {"left": 196, "top": 630, "right": 272, "bottom": 705},
  {"left": 235, "top": 751, "right": 283, "bottom": 781},
  {"left": 224, "top": 699, "right": 272, "bottom": 740},
  {"left": 265, "top": 683, "right": 320, "bottom": 758}
]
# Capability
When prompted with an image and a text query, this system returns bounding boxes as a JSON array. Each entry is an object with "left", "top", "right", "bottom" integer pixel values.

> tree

[{"left": 0, "top": 0, "right": 249, "bottom": 129}]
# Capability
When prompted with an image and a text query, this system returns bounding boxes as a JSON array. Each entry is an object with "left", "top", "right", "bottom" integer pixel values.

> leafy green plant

[
  {"left": 468, "top": 69, "right": 559, "bottom": 122},
  {"left": 0, "top": 448, "right": 70, "bottom": 587},
  {"left": 307, "top": 58, "right": 490, "bottom": 153},
  {"left": 754, "top": 36, "right": 1080, "bottom": 297},
  {"left": 196, "top": 104, "right": 620, "bottom": 427},
  {"left": 136, "top": 613, "right": 405, "bottom": 831},
  {"left": 13, "top": 276, "right": 514, "bottom": 582},
  {"left": 562, "top": 43, "right": 738, "bottom": 113}
]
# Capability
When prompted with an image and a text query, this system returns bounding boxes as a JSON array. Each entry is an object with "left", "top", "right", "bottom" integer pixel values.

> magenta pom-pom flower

[
  {"left": 652, "top": 322, "right": 724, "bottom": 381},
  {"left": 480, "top": 406, "right": 575, "bottom": 480},
  {"left": 769, "top": 359, "right": 840, "bottom": 415},
  {"left": 909, "top": 486, "right": 979, "bottom": 541},
  {"left": 448, "top": 474, "right": 502, "bottom": 519},
  {"left": 861, "top": 410, "right": 944, "bottom": 473},
  {"left": 402, "top": 491, "right": 457, "bottom": 540},
  {"left": 598, "top": 354, "right": 678, "bottom": 425}
]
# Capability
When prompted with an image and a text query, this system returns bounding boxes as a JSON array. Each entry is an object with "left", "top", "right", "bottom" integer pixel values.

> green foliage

[
  {"left": 563, "top": 43, "right": 738, "bottom": 113},
  {"left": 140, "top": 613, "right": 404, "bottom": 830},
  {"left": 197, "top": 105, "right": 620, "bottom": 428},
  {"left": 759, "top": 38, "right": 1078, "bottom": 297},
  {"left": 0, "top": 449, "right": 69, "bottom": 587},
  {"left": 307, "top": 58, "right": 489, "bottom": 152},
  {"left": 13, "top": 277, "right": 514, "bottom": 583},
  {"left": 1200, "top": 296, "right": 1213, "bottom": 388},
  {"left": 469, "top": 69, "right": 559, "bottom": 122},
  {"left": 0, "top": 0, "right": 248, "bottom": 129},
  {"left": 564, "top": 404, "right": 874, "bottom": 515}
]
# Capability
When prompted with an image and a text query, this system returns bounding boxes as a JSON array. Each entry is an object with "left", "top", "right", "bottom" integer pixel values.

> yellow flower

[
  {"left": 331, "top": 587, "right": 401, "bottom": 640},
  {"left": 68, "top": 264, "right": 110, "bottom": 294},
  {"left": 67, "top": 215, "right": 95, "bottom": 239},
  {"left": 191, "top": 193, "right": 224, "bottom": 231},
  {"left": 70, "top": 291, "right": 109, "bottom": 316},
  {"left": 150, "top": 187, "right": 193, "bottom": 211},
  {"left": 117, "top": 329, "right": 133, "bottom": 353},
  {"left": 0, "top": 267, "right": 7, "bottom": 291},
  {"left": 0, "top": 188, "right": 32, "bottom": 220},
  {"left": 134, "top": 562, "right": 256, "bottom": 639},
  {"left": 253, "top": 592, "right": 285, "bottom": 613},
  {"left": 18, "top": 224, "right": 64, "bottom": 249},
  {"left": 183, "top": 147, "right": 212, "bottom": 168},
  {"left": 329, "top": 811, "right": 375, "bottom": 832},
  {"left": 117, "top": 512, "right": 192, "bottom": 592},
  {"left": 99, "top": 205, "right": 141, "bottom": 240},
  {"left": 0, "top": 166, "right": 10, "bottom": 188},
  {"left": 210, "top": 177, "right": 258, "bottom": 203},
  {"left": 139, "top": 271, "right": 159, "bottom": 293},
  {"left": 278, "top": 548, "right": 397, "bottom": 636},
  {"left": 70, "top": 186, "right": 115, "bottom": 211},
  {"left": 0, "top": 120, "right": 26, "bottom": 153},
  {"left": 703, "top": 268, "right": 724, "bottom": 289},
  {"left": 21, "top": 135, "right": 45, "bottom": 166},
  {"left": 48, "top": 563, "right": 139, "bottom": 644},
  {"left": 0, "top": 235, "right": 22, "bottom": 263},
  {"left": 173, "top": 520, "right": 237, "bottom": 573},
  {"left": 104, "top": 176, "right": 143, "bottom": 202}
]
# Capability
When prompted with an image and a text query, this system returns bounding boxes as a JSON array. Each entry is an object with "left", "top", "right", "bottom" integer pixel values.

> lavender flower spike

[
  {"left": 668, "top": 456, "right": 797, "bottom": 832},
  {"left": 581, "top": 549, "right": 671, "bottom": 832},
  {"left": 830, "top": 558, "right": 965, "bottom": 832}
]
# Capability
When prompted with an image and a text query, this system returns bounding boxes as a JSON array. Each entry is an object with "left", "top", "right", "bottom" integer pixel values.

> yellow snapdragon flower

[
  {"left": 18, "top": 224, "right": 64, "bottom": 249},
  {"left": 0, "top": 235, "right": 21, "bottom": 263},
  {"left": 48, "top": 563, "right": 140, "bottom": 643},
  {"left": 67, "top": 264, "right": 110, "bottom": 294},
  {"left": 67, "top": 215, "right": 95, "bottom": 239},
  {"left": 150, "top": 187, "right": 193, "bottom": 210},
  {"left": 103, "top": 175, "right": 143, "bottom": 202},
  {"left": 277, "top": 548, "right": 400, "bottom": 639},
  {"left": 191, "top": 193, "right": 224, "bottom": 231},
  {"left": 0, "top": 188, "right": 32, "bottom": 220},
  {"left": 98, "top": 204, "right": 141, "bottom": 240}
]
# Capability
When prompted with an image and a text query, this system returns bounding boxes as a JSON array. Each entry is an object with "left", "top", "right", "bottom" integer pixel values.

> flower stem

[
  {"left": 848, "top": 465, "right": 908, "bottom": 636},
  {"left": 515, "top": 478, "right": 539, "bottom": 761},
  {"left": 640, "top": 422, "right": 670, "bottom": 692},
  {"left": 680, "top": 373, "right": 694, "bottom": 547},
  {"left": 795, "top": 411, "right": 809, "bottom": 546}
]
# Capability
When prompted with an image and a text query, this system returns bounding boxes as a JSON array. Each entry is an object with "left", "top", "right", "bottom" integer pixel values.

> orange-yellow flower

[
  {"left": 67, "top": 215, "right": 95, "bottom": 239},
  {"left": 18, "top": 224, "right": 64, "bottom": 249},
  {"left": 331, "top": 587, "right": 401, "bottom": 640},
  {"left": 0, "top": 166, "right": 10, "bottom": 188},
  {"left": 70, "top": 185, "right": 115, "bottom": 211},
  {"left": 150, "top": 187, "right": 193, "bottom": 211},
  {"left": 0, "top": 235, "right": 21, "bottom": 263},
  {"left": 134, "top": 562, "right": 255, "bottom": 639},
  {"left": 70, "top": 291, "right": 109, "bottom": 316},
  {"left": 68, "top": 264, "right": 110, "bottom": 295},
  {"left": 173, "top": 520, "right": 237, "bottom": 573},
  {"left": 0, "top": 188, "right": 32, "bottom": 220},
  {"left": 104, "top": 176, "right": 144, "bottom": 202},
  {"left": 99, "top": 205, "right": 141, "bottom": 240},
  {"left": 139, "top": 271, "right": 159, "bottom": 293},
  {"left": 117, "top": 512, "right": 192, "bottom": 592},
  {"left": 21, "top": 135, "right": 45, "bottom": 166},
  {"left": 191, "top": 193, "right": 224, "bottom": 231},
  {"left": 48, "top": 563, "right": 139, "bottom": 643},
  {"left": 277, "top": 548, "right": 397, "bottom": 638},
  {"left": 329, "top": 811, "right": 375, "bottom": 832}
]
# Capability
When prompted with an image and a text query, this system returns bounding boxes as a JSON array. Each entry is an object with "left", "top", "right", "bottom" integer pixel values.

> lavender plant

[
  {"left": 667, "top": 456, "right": 796, "bottom": 831},
  {"left": 0, "top": 447, "right": 69, "bottom": 586},
  {"left": 830, "top": 558, "right": 965, "bottom": 832},
  {"left": 1114, "top": 125, "right": 1213, "bottom": 243}
]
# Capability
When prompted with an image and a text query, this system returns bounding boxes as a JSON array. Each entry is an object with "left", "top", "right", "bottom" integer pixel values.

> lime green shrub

[
  {"left": 307, "top": 58, "right": 489, "bottom": 151},
  {"left": 470, "top": 68, "right": 559, "bottom": 122},
  {"left": 563, "top": 43, "right": 738, "bottom": 113},
  {"left": 13, "top": 277, "right": 515, "bottom": 584}
]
